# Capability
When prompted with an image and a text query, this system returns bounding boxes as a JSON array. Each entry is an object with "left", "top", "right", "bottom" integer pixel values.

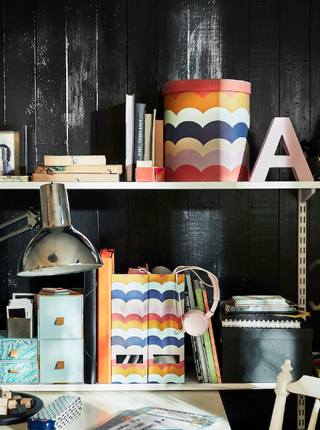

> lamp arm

[{"left": 0, "top": 208, "right": 40, "bottom": 243}]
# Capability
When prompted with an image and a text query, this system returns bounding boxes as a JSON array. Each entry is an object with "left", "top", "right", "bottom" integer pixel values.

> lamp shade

[{"left": 17, "top": 183, "right": 103, "bottom": 277}]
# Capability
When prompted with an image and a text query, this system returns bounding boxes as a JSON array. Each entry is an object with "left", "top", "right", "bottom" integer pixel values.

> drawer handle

[
  {"left": 9, "top": 350, "right": 19, "bottom": 358},
  {"left": 56, "top": 361, "right": 65, "bottom": 370},
  {"left": 55, "top": 317, "right": 64, "bottom": 326},
  {"left": 9, "top": 369, "right": 19, "bottom": 374}
]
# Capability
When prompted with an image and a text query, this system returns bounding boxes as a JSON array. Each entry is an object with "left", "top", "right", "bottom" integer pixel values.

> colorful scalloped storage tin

[{"left": 162, "top": 79, "right": 251, "bottom": 181}]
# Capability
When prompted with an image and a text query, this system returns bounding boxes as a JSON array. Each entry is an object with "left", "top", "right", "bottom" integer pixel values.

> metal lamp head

[{"left": 17, "top": 183, "right": 103, "bottom": 277}]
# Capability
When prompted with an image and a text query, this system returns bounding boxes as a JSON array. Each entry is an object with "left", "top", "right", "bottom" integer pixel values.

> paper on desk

[{"left": 94, "top": 407, "right": 222, "bottom": 430}]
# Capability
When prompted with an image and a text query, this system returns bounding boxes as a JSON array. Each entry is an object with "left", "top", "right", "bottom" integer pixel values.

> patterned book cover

[{"left": 111, "top": 274, "right": 149, "bottom": 384}]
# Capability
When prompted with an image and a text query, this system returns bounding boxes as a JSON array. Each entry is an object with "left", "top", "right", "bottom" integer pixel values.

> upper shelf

[{"left": 0, "top": 181, "right": 318, "bottom": 191}]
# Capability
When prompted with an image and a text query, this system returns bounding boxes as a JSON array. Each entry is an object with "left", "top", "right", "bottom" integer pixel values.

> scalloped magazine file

[
  {"left": 111, "top": 273, "right": 185, "bottom": 384},
  {"left": 162, "top": 79, "right": 251, "bottom": 181}
]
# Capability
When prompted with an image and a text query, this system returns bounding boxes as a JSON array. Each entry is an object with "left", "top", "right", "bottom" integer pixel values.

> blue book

[{"left": 134, "top": 103, "right": 146, "bottom": 163}]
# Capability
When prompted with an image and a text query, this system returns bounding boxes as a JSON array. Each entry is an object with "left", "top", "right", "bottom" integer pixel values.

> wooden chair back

[{"left": 269, "top": 359, "right": 320, "bottom": 430}]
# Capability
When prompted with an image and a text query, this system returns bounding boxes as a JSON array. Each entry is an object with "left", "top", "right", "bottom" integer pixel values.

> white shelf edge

[
  {"left": 0, "top": 181, "right": 319, "bottom": 191},
  {"left": 0, "top": 382, "right": 276, "bottom": 392}
]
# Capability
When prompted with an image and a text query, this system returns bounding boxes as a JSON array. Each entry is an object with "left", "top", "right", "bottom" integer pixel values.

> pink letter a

[{"left": 250, "top": 117, "right": 313, "bottom": 181}]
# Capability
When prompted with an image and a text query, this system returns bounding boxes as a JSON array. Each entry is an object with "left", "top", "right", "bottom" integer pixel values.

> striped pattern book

[
  {"left": 163, "top": 86, "right": 250, "bottom": 181},
  {"left": 111, "top": 273, "right": 185, "bottom": 384}
]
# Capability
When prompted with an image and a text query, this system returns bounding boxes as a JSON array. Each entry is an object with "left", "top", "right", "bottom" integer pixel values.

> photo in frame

[{"left": 0, "top": 125, "right": 27, "bottom": 176}]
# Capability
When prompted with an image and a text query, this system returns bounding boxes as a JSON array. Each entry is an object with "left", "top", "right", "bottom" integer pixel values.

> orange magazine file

[{"left": 97, "top": 249, "right": 115, "bottom": 383}]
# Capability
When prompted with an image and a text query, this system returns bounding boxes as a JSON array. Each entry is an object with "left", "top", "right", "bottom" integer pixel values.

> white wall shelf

[
  {"left": 0, "top": 382, "right": 276, "bottom": 392},
  {"left": 0, "top": 181, "right": 314, "bottom": 396},
  {"left": 0, "top": 180, "right": 318, "bottom": 191}
]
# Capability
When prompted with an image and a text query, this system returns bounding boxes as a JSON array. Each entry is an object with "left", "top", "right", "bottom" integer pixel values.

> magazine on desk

[{"left": 94, "top": 407, "right": 222, "bottom": 430}]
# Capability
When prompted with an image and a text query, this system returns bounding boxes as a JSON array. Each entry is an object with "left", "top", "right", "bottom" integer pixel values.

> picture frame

[{"left": 0, "top": 125, "right": 27, "bottom": 176}]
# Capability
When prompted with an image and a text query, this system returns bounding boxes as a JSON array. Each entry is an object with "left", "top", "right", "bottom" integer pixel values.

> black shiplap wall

[{"left": 0, "top": 0, "right": 320, "bottom": 387}]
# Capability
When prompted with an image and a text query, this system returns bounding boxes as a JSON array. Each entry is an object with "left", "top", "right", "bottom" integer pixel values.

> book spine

[
  {"left": 185, "top": 273, "right": 208, "bottom": 382},
  {"left": 155, "top": 119, "right": 164, "bottom": 167},
  {"left": 200, "top": 282, "right": 222, "bottom": 383},
  {"left": 193, "top": 280, "right": 218, "bottom": 383},
  {"left": 144, "top": 113, "right": 153, "bottom": 161},
  {"left": 125, "top": 94, "right": 135, "bottom": 181},
  {"left": 83, "top": 270, "right": 97, "bottom": 384},
  {"left": 185, "top": 293, "right": 203, "bottom": 383},
  {"left": 97, "top": 249, "right": 115, "bottom": 383},
  {"left": 134, "top": 103, "right": 146, "bottom": 163}
]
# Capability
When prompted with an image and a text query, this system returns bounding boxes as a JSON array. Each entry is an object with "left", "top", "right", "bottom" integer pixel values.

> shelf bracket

[
  {"left": 297, "top": 188, "right": 316, "bottom": 430},
  {"left": 299, "top": 188, "right": 316, "bottom": 204}
]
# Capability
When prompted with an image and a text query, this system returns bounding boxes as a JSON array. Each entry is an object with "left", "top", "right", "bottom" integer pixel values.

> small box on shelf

[{"left": 136, "top": 167, "right": 165, "bottom": 182}]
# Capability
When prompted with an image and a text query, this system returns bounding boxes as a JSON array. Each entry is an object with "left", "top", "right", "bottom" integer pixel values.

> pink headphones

[{"left": 173, "top": 265, "right": 220, "bottom": 336}]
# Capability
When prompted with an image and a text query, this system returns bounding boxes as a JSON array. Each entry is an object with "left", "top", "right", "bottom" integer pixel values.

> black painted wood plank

[
  {"left": 280, "top": 0, "right": 310, "bottom": 167},
  {"left": 35, "top": 0, "right": 67, "bottom": 162},
  {"left": 188, "top": 189, "right": 220, "bottom": 305},
  {"left": 65, "top": 2, "right": 99, "bottom": 253},
  {"left": 0, "top": 4, "right": 4, "bottom": 122},
  {"left": 279, "top": 1, "right": 310, "bottom": 302},
  {"left": 220, "top": 0, "right": 250, "bottom": 81},
  {"left": 186, "top": 0, "right": 221, "bottom": 80},
  {"left": 0, "top": 4, "right": 6, "bottom": 327},
  {"left": 249, "top": 0, "right": 280, "bottom": 175},
  {"left": 126, "top": 0, "right": 159, "bottom": 272},
  {"left": 66, "top": 0, "right": 97, "bottom": 155},
  {"left": 97, "top": 0, "right": 128, "bottom": 268},
  {"left": 157, "top": 0, "right": 191, "bottom": 273},
  {"left": 4, "top": 0, "right": 35, "bottom": 173},
  {"left": 307, "top": 0, "right": 320, "bottom": 349},
  {"left": 3, "top": 1, "right": 36, "bottom": 305},
  {"left": 128, "top": 190, "right": 160, "bottom": 271},
  {"left": 158, "top": 190, "right": 190, "bottom": 272},
  {"left": 248, "top": 1, "right": 280, "bottom": 293},
  {"left": 218, "top": 0, "right": 250, "bottom": 296},
  {"left": 127, "top": 0, "right": 158, "bottom": 108}
]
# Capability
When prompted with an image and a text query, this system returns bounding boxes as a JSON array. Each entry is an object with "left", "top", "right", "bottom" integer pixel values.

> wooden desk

[{"left": 2, "top": 390, "right": 231, "bottom": 430}]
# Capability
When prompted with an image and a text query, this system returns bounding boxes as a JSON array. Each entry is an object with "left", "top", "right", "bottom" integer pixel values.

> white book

[{"left": 125, "top": 94, "right": 135, "bottom": 181}]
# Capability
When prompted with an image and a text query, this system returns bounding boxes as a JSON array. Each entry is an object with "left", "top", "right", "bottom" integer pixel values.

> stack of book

[
  {"left": 32, "top": 155, "right": 122, "bottom": 182},
  {"left": 185, "top": 271, "right": 221, "bottom": 383},
  {"left": 125, "top": 95, "right": 164, "bottom": 182},
  {"left": 220, "top": 295, "right": 306, "bottom": 329}
]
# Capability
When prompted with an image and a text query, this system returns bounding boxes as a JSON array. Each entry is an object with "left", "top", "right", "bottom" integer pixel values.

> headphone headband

[{"left": 173, "top": 265, "right": 220, "bottom": 316}]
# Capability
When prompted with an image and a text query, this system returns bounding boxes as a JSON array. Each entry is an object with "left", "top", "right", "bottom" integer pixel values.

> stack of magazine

[
  {"left": 185, "top": 271, "right": 221, "bottom": 384},
  {"left": 219, "top": 295, "right": 305, "bottom": 329}
]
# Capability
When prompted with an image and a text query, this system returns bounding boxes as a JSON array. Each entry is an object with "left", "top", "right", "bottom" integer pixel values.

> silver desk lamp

[{"left": 0, "top": 183, "right": 103, "bottom": 276}]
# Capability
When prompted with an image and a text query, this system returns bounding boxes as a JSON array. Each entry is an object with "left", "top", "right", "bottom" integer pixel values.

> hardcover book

[
  {"left": 134, "top": 103, "right": 146, "bottom": 163},
  {"left": 32, "top": 173, "right": 120, "bottom": 182},
  {"left": 193, "top": 279, "right": 218, "bottom": 383},
  {"left": 221, "top": 299, "right": 295, "bottom": 314},
  {"left": 97, "top": 249, "right": 115, "bottom": 384},
  {"left": 125, "top": 94, "right": 135, "bottom": 181},
  {"left": 231, "top": 295, "right": 287, "bottom": 305},
  {"left": 185, "top": 272, "right": 208, "bottom": 383},
  {"left": 34, "top": 165, "right": 122, "bottom": 174},
  {"left": 43, "top": 155, "right": 106, "bottom": 166}
]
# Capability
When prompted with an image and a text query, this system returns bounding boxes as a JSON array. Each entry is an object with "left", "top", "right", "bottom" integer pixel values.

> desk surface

[{"left": 2, "top": 390, "right": 231, "bottom": 430}]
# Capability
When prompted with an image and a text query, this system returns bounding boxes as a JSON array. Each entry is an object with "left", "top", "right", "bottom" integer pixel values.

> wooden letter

[{"left": 250, "top": 118, "right": 314, "bottom": 182}]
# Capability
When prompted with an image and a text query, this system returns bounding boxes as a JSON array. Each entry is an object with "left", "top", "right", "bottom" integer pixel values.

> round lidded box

[{"left": 162, "top": 79, "right": 251, "bottom": 181}]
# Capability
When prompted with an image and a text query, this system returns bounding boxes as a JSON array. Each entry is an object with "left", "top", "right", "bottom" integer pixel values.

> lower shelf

[{"left": 0, "top": 381, "right": 276, "bottom": 392}]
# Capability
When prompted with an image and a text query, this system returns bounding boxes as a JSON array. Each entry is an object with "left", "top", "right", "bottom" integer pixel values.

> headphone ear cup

[{"left": 182, "top": 310, "right": 210, "bottom": 336}]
